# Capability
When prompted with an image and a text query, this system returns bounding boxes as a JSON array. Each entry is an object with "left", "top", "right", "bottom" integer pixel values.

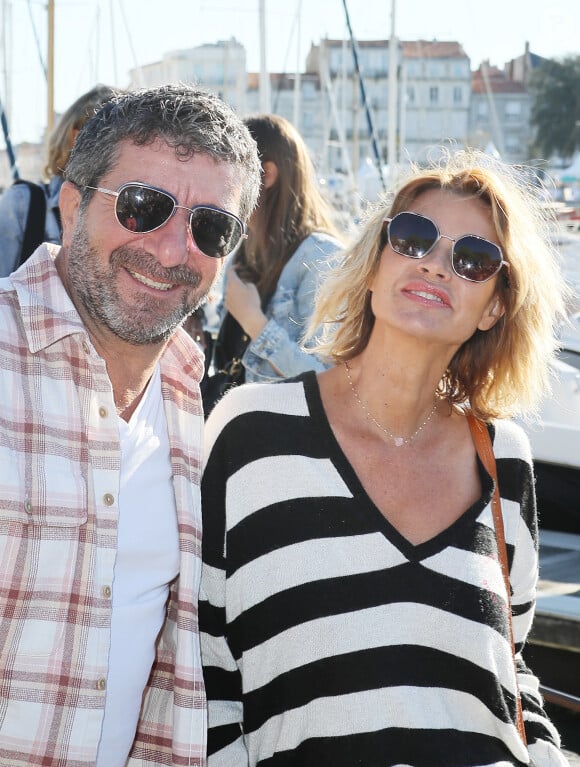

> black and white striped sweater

[{"left": 200, "top": 372, "right": 567, "bottom": 767}]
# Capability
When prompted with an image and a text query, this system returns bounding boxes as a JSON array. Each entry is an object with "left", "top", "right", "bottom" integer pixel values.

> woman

[
  {"left": 200, "top": 150, "right": 571, "bottom": 766},
  {"left": 201, "top": 113, "right": 344, "bottom": 414},
  {"left": 0, "top": 84, "right": 118, "bottom": 276}
]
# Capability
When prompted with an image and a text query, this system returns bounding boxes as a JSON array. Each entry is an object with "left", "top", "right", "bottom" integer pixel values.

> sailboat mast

[
  {"left": 259, "top": 0, "right": 270, "bottom": 112},
  {"left": 293, "top": 0, "right": 302, "bottom": 130},
  {"left": 47, "top": 0, "right": 55, "bottom": 136},
  {"left": 341, "top": 0, "right": 386, "bottom": 192},
  {"left": 0, "top": 0, "right": 19, "bottom": 179},
  {"left": 387, "top": 0, "right": 397, "bottom": 178}
]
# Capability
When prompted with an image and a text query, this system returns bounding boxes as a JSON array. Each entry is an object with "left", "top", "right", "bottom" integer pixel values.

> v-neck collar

[{"left": 299, "top": 371, "right": 495, "bottom": 563}]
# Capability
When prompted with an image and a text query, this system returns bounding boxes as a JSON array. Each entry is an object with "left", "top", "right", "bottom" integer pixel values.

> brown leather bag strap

[{"left": 467, "top": 413, "right": 527, "bottom": 747}]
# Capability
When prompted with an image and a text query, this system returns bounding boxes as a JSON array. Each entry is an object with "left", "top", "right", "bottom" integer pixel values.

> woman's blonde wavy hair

[{"left": 308, "top": 149, "right": 571, "bottom": 421}]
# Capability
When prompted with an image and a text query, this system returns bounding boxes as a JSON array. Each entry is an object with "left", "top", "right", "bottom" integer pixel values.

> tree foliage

[{"left": 529, "top": 56, "right": 580, "bottom": 160}]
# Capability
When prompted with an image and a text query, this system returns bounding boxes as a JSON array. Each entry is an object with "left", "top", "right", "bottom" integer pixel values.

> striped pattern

[
  {"left": 0, "top": 245, "right": 207, "bottom": 767},
  {"left": 200, "top": 373, "right": 568, "bottom": 767}
]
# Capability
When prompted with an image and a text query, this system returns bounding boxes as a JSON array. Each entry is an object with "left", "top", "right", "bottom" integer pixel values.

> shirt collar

[{"left": 9, "top": 243, "right": 87, "bottom": 353}]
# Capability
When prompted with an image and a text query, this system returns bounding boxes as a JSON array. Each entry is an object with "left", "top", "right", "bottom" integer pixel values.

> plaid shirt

[{"left": 0, "top": 245, "right": 207, "bottom": 766}]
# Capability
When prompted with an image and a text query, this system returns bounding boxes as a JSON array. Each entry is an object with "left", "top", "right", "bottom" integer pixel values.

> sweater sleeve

[
  {"left": 200, "top": 410, "right": 250, "bottom": 767},
  {"left": 498, "top": 424, "right": 570, "bottom": 767}
]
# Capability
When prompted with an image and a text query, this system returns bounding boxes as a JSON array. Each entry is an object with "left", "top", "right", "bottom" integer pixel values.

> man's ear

[
  {"left": 262, "top": 161, "right": 279, "bottom": 189},
  {"left": 58, "top": 180, "right": 82, "bottom": 248},
  {"left": 478, "top": 295, "right": 505, "bottom": 332}
]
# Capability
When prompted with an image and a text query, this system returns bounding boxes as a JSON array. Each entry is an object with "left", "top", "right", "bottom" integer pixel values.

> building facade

[
  {"left": 128, "top": 38, "right": 248, "bottom": 113},
  {"left": 469, "top": 56, "right": 539, "bottom": 163},
  {"left": 0, "top": 38, "right": 541, "bottom": 193},
  {"left": 125, "top": 35, "right": 538, "bottom": 172},
  {"left": 401, "top": 40, "right": 472, "bottom": 162}
]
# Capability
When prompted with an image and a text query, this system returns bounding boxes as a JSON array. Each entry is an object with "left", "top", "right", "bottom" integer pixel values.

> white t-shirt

[{"left": 96, "top": 366, "right": 179, "bottom": 766}]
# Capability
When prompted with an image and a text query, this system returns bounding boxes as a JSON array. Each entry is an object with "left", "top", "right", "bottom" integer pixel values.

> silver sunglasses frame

[
  {"left": 384, "top": 211, "right": 509, "bottom": 283},
  {"left": 83, "top": 181, "right": 247, "bottom": 258}
]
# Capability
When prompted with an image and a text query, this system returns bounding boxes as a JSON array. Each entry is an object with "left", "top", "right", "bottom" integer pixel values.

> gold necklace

[{"left": 344, "top": 360, "right": 438, "bottom": 447}]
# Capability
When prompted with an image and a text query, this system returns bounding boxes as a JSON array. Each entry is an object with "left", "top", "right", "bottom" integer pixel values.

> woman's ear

[
  {"left": 262, "top": 161, "right": 279, "bottom": 189},
  {"left": 478, "top": 294, "right": 505, "bottom": 332},
  {"left": 58, "top": 180, "right": 82, "bottom": 249}
]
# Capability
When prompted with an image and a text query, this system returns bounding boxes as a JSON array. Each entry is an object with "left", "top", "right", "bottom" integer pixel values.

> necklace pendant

[{"left": 344, "top": 361, "right": 438, "bottom": 449}]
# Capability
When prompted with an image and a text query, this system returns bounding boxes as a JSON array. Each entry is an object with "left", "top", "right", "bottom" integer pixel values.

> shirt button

[
  {"left": 103, "top": 493, "right": 115, "bottom": 506},
  {"left": 25, "top": 501, "right": 32, "bottom": 512},
  {"left": 98, "top": 406, "right": 108, "bottom": 418},
  {"left": 96, "top": 678, "right": 106, "bottom": 691},
  {"left": 102, "top": 585, "right": 112, "bottom": 599},
  {"left": 82, "top": 341, "right": 90, "bottom": 355}
]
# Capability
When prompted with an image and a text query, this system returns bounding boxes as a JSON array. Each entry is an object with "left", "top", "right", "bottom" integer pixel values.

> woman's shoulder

[
  {"left": 294, "top": 231, "right": 344, "bottom": 260},
  {"left": 279, "top": 232, "right": 343, "bottom": 282},
  {"left": 204, "top": 374, "right": 315, "bottom": 456},
  {"left": 492, "top": 418, "right": 533, "bottom": 464},
  {"left": 46, "top": 176, "right": 63, "bottom": 205},
  {"left": 0, "top": 180, "right": 32, "bottom": 211},
  {"left": 203, "top": 374, "right": 318, "bottom": 463},
  {"left": 212, "top": 374, "right": 312, "bottom": 419}
]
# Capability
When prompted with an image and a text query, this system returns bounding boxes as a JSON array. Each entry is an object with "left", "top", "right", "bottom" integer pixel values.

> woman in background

[
  {"left": 201, "top": 149, "right": 571, "bottom": 766},
  {"left": 0, "top": 84, "right": 119, "bottom": 276},
  {"left": 202, "top": 113, "right": 344, "bottom": 414}
]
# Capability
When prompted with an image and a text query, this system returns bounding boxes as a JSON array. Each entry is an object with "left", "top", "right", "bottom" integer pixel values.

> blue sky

[{"left": 1, "top": 0, "right": 579, "bottom": 145}]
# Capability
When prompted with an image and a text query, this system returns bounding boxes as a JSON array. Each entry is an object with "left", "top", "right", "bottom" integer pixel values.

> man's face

[{"left": 59, "top": 139, "right": 243, "bottom": 346}]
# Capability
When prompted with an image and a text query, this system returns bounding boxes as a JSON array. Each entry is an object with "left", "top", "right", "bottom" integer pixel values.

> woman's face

[{"left": 369, "top": 188, "right": 504, "bottom": 351}]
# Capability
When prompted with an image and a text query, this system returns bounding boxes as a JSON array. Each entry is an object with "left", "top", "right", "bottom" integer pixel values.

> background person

[
  {"left": 0, "top": 84, "right": 261, "bottom": 767},
  {"left": 0, "top": 83, "right": 119, "bottom": 275},
  {"left": 201, "top": 113, "right": 344, "bottom": 415},
  {"left": 200, "top": 150, "right": 571, "bottom": 766}
]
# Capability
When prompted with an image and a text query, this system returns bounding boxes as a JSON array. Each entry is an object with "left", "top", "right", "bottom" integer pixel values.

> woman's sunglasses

[
  {"left": 82, "top": 181, "right": 246, "bottom": 259},
  {"left": 384, "top": 211, "right": 509, "bottom": 283}
]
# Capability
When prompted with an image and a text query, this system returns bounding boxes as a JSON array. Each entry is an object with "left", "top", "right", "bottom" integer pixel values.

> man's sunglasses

[
  {"left": 384, "top": 211, "right": 509, "bottom": 283},
  {"left": 82, "top": 181, "right": 246, "bottom": 259}
]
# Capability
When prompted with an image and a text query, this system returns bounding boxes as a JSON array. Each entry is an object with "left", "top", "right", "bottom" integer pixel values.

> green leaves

[{"left": 529, "top": 56, "right": 580, "bottom": 160}]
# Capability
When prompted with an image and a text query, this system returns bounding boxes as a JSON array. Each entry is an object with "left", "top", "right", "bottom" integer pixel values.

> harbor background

[
  {"left": 0, "top": 0, "right": 579, "bottom": 759},
  {"left": 546, "top": 702, "right": 580, "bottom": 763}
]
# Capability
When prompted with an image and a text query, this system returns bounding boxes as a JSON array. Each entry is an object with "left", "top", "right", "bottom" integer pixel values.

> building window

[
  {"left": 430, "top": 86, "right": 439, "bottom": 105},
  {"left": 453, "top": 86, "right": 462, "bottom": 104},
  {"left": 429, "top": 61, "right": 444, "bottom": 77},
  {"left": 453, "top": 62, "right": 468, "bottom": 77},
  {"left": 406, "top": 61, "right": 419, "bottom": 77},
  {"left": 505, "top": 101, "right": 522, "bottom": 121},
  {"left": 505, "top": 135, "right": 520, "bottom": 153},
  {"left": 407, "top": 85, "right": 415, "bottom": 104},
  {"left": 478, "top": 101, "right": 488, "bottom": 117}
]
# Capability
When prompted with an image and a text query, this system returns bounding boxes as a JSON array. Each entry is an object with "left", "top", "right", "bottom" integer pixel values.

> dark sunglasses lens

[
  {"left": 116, "top": 185, "right": 174, "bottom": 233},
  {"left": 389, "top": 212, "right": 438, "bottom": 258},
  {"left": 190, "top": 207, "right": 243, "bottom": 258},
  {"left": 453, "top": 237, "right": 503, "bottom": 282}
]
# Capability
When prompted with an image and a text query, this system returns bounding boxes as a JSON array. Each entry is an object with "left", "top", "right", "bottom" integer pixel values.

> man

[{"left": 0, "top": 85, "right": 261, "bottom": 767}]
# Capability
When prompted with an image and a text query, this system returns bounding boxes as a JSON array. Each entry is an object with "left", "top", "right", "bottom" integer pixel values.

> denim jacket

[
  {"left": 239, "top": 231, "right": 343, "bottom": 382},
  {"left": 0, "top": 175, "right": 63, "bottom": 277}
]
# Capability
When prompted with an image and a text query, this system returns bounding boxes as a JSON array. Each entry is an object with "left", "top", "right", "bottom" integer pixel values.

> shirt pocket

[
  {"left": 0, "top": 449, "right": 88, "bottom": 658},
  {"left": 0, "top": 449, "right": 88, "bottom": 526}
]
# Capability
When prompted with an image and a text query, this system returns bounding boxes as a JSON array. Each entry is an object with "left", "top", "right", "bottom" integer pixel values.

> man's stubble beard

[{"left": 65, "top": 218, "right": 209, "bottom": 346}]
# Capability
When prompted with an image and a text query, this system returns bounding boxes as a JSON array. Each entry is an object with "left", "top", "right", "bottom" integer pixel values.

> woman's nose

[{"left": 418, "top": 239, "right": 453, "bottom": 279}]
